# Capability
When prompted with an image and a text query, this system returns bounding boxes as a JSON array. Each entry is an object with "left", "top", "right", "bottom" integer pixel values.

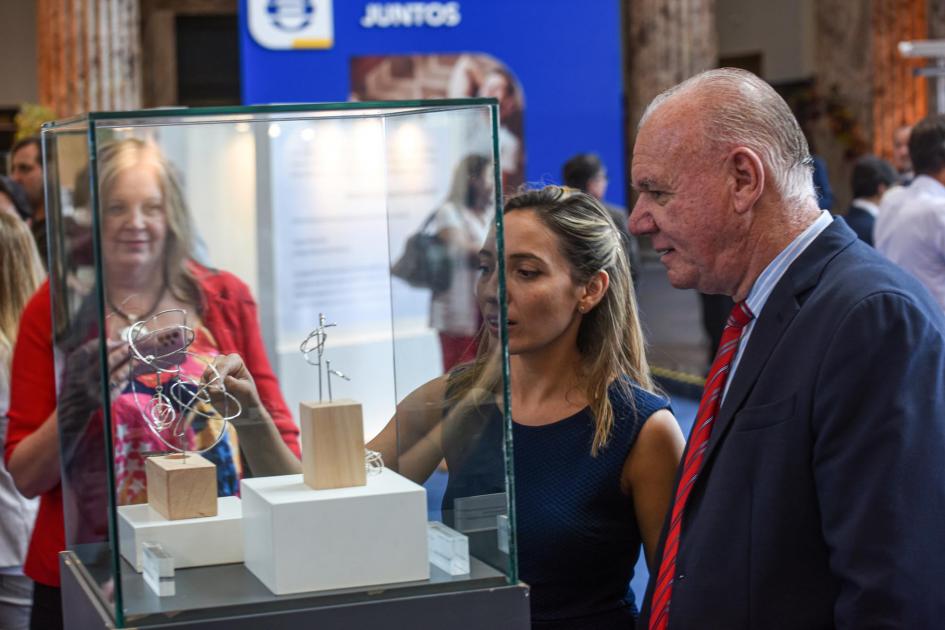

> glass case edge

[
  {"left": 84, "top": 97, "right": 501, "bottom": 122},
  {"left": 490, "top": 102, "right": 517, "bottom": 584},
  {"left": 86, "top": 120, "right": 127, "bottom": 627}
]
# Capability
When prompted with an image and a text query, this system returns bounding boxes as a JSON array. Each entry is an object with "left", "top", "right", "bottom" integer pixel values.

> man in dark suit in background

[
  {"left": 630, "top": 68, "right": 945, "bottom": 629},
  {"left": 842, "top": 154, "right": 897, "bottom": 246},
  {"left": 562, "top": 153, "right": 642, "bottom": 283}
]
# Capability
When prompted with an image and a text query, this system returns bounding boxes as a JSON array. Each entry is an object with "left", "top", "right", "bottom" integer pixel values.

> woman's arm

[
  {"left": 8, "top": 411, "right": 59, "bottom": 499},
  {"left": 210, "top": 353, "right": 450, "bottom": 483},
  {"left": 622, "top": 409, "right": 685, "bottom": 569},
  {"left": 367, "top": 376, "right": 449, "bottom": 484},
  {"left": 6, "top": 283, "right": 60, "bottom": 498},
  {"left": 208, "top": 354, "right": 301, "bottom": 476}
]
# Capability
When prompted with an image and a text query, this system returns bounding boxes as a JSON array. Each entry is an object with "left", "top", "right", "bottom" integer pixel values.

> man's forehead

[
  {"left": 13, "top": 144, "right": 39, "bottom": 163},
  {"left": 633, "top": 109, "right": 700, "bottom": 177}
]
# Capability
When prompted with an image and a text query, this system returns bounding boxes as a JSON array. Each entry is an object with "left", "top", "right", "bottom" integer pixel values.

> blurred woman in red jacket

[{"left": 5, "top": 139, "right": 299, "bottom": 629}]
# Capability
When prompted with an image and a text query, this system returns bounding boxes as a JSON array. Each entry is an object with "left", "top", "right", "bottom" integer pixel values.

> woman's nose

[{"left": 125, "top": 205, "right": 146, "bottom": 227}]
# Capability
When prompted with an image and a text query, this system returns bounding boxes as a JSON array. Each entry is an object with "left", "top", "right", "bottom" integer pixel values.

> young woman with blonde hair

[
  {"left": 383, "top": 186, "right": 684, "bottom": 628},
  {"left": 214, "top": 185, "right": 686, "bottom": 628},
  {"left": 0, "top": 213, "right": 44, "bottom": 630}
]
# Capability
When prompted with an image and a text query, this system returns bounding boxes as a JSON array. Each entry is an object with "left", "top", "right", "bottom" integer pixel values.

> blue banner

[{"left": 240, "top": 0, "right": 626, "bottom": 205}]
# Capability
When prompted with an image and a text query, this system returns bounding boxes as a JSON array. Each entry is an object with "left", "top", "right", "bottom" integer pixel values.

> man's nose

[{"left": 628, "top": 203, "right": 654, "bottom": 236}]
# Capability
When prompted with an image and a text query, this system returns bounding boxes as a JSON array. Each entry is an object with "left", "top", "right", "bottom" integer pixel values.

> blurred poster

[
  {"left": 268, "top": 117, "right": 391, "bottom": 346},
  {"left": 351, "top": 53, "right": 525, "bottom": 192}
]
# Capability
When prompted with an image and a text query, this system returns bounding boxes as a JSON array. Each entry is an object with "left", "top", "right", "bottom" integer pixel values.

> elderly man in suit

[{"left": 629, "top": 68, "right": 945, "bottom": 630}]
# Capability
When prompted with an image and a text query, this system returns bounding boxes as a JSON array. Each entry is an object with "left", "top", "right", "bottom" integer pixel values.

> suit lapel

[{"left": 699, "top": 219, "right": 857, "bottom": 471}]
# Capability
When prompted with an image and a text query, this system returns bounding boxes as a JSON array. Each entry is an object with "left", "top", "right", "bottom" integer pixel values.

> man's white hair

[{"left": 639, "top": 68, "right": 816, "bottom": 209}]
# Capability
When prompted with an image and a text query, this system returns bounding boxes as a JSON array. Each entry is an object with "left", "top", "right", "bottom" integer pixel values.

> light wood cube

[
  {"left": 300, "top": 399, "right": 367, "bottom": 490},
  {"left": 145, "top": 454, "right": 218, "bottom": 520}
]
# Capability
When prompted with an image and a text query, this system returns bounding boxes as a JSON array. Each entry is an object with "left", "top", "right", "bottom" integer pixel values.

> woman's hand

[
  {"left": 202, "top": 353, "right": 301, "bottom": 476},
  {"left": 203, "top": 353, "right": 266, "bottom": 426}
]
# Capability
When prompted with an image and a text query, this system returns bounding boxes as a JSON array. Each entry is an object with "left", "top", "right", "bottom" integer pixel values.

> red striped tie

[{"left": 649, "top": 301, "right": 754, "bottom": 630}]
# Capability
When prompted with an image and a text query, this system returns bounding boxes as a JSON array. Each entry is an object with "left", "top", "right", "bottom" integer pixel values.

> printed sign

[
  {"left": 248, "top": 0, "right": 335, "bottom": 49},
  {"left": 359, "top": 2, "right": 462, "bottom": 28}
]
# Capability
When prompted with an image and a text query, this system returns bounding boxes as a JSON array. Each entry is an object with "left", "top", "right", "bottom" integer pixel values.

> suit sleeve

[{"left": 812, "top": 291, "right": 945, "bottom": 628}]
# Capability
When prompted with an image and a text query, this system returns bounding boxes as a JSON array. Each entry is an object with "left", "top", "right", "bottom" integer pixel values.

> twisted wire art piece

[
  {"left": 125, "top": 309, "right": 241, "bottom": 456},
  {"left": 301, "top": 313, "right": 383, "bottom": 473},
  {"left": 300, "top": 312, "right": 348, "bottom": 403},
  {"left": 365, "top": 449, "right": 384, "bottom": 475}
]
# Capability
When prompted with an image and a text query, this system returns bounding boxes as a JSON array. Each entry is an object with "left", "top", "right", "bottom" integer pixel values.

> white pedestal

[
  {"left": 241, "top": 469, "right": 429, "bottom": 595},
  {"left": 118, "top": 496, "right": 243, "bottom": 572}
]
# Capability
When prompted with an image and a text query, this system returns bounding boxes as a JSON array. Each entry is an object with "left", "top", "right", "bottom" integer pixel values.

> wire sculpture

[
  {"left": 124, "top": 309, "right": 241, "bottom": 457},
  {"left": 300, "top": 312, "right": 350, "bottom": 402},
  {"left": 300, "top": 313, "right": 381, "bottom": 474}
]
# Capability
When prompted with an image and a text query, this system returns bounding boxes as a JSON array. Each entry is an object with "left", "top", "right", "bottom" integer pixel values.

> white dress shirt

[
  {"left": 875, "top": 175, "right": 945, "bottom": 313},
  {"left": 850, "top": 198, "right": 879, "bottom": 217},
  {"left": 723, "top": 211, "right": 833, "bottom": 402}
]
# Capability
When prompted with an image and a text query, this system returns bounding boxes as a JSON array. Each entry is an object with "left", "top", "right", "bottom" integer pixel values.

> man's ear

[
  {"left": 579, "top": 270, "right": 610, "bottom": 313},
  {"left": 729, "top": 146, "right": 765, "bottom": 214}
]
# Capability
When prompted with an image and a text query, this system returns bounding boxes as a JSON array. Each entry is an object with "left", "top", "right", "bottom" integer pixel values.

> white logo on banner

[
  {"left": 360, "top": 2, "right": 462, "bottom": 28},
  {"left": 248, "top": 0, "right": 335, "bottom": 49}
]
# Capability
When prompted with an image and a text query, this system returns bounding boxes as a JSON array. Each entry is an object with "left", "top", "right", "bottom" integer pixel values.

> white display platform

[
  {"left": 241, "top": 469, "right": 429, "bottom": 595},
  {"left": 118, "top": 496, "right": 243, "bottom": 572}
]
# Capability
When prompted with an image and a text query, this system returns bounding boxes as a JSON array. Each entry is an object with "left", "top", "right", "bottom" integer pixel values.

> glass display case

[{"left": 41, "top": 100, "right": 519, "bottom": 627}]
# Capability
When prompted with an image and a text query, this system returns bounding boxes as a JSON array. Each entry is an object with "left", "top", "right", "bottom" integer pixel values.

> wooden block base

[
  {"left": 300, "top": 399, "right": 367, "bottom": 490},
  {"left": 145, "top": 454, "right": 218, "bottom": 520}
]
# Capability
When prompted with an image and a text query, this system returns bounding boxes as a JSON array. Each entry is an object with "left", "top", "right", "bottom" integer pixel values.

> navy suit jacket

[
  {"left": 841, "top": 205, "right": 876, "bottom": 246},
  {"left": 641, "top": 220, "right": 945, "bottom": 629}
]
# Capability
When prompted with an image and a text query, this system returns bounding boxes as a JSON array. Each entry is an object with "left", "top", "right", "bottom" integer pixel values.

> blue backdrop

[{"left": 239, "top": 0, "right": 627, "bottom": 205}]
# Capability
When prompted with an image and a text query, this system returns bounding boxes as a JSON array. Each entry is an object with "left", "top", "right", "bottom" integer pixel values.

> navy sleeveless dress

[{"left": 441, "top": 380, "right": 670, "bottom": 629}]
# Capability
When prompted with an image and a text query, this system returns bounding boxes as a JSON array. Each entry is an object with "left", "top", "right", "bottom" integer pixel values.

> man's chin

[{"left": 665, "top": 270, "right": 697, "bottom": 291}]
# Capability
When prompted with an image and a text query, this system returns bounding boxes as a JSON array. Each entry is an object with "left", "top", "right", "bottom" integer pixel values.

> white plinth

[
  {"left": 118, "top": 496, "right": 243, "bottom": 572},
  {"left": 241, "top": 468, "right": 429, "bottom": 595}
]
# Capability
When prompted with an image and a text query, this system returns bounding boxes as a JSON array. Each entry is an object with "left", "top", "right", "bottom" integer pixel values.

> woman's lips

[{"left": 486, "top": 316, "right": 514, "bottom": 331}]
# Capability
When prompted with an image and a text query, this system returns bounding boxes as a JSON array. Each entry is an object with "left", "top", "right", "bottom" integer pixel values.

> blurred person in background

[
  {"left": 0, "top": 213, "right": 44, "bottom": 630},
  {"left": 562, "top": 153, "right": 642, "bottom": 284},
  {"left": 4, "top": 138, "right": 299, "bottom": 629},
  {"left": 876, "top": 115, "right": 945, "bottom": 314},
  {"left": 0, "top": 176, "right": 31, "bottom": 222},
  {"left": 431, "top": 154, "right": 495, "bottom": 372},
  {"left": 9, "top": 138, "right": 47, "bottom": 267},
  {"left": 842, "top": 155, "right": 897, "bottom": 246},
  {"left": 892, "top": 123, "right": 914, "bottom": 185}
]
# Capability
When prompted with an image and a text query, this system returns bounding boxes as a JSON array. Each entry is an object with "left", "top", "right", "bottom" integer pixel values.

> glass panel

[
  {"left": 383, "top": 104, "right": 515, "bottom": 579},
  {"left": 44, "top": 101, "right": 511, "bottom": 628},
  {"left": 42, "top": 124, "right": 121, "bottom": 614}
]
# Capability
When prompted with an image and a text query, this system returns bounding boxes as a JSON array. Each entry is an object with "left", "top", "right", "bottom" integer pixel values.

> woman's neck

[
  {"left": 107, "top": 265, "right": 166, "bottom": 318},
  {"left": 509, "top": 331, "right": 585, "bottom": 411}
]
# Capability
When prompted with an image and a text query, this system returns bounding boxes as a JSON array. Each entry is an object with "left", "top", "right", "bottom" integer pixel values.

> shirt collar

[
  {"left": 910, "top": 175, "right": 945, "bottom": 197},
  {"left": 851, "top": 198, "right": 879, "bottom": 217},
  {"left": 744, "top": 210, "right": 833, "bottom": 319}
]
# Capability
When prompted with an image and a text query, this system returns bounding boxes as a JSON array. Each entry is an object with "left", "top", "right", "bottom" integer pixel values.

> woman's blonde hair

[
  {"left": 0, "top": 213, "right": 45, "bottom": 364},
  {"left": 451, "top": 185, "right": 653, "bottom": 455},
  {"left": 96, "top": 138, "right": 202, "bottom": 310}
]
